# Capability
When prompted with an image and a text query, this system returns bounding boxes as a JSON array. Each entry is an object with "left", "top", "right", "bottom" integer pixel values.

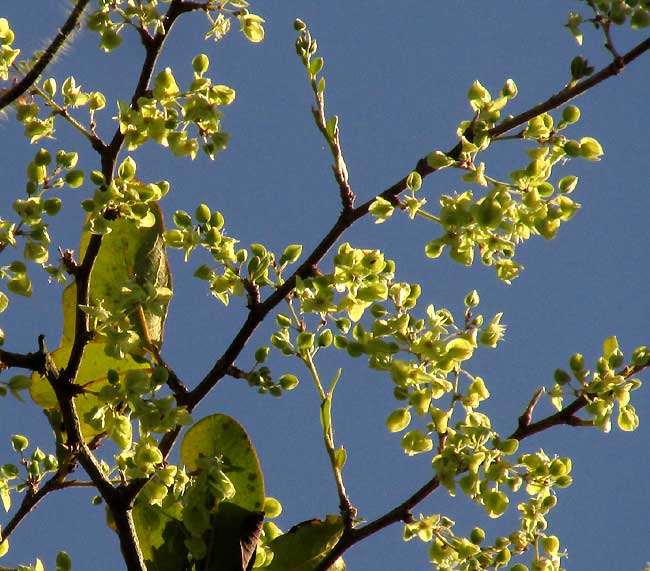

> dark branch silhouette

[{"left": 0, "top": 0, "right": 91, "bottom": 111}]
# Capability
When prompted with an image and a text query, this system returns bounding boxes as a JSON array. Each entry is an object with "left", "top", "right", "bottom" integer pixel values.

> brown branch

[
  {"left": 509, "top": 360, "right": 649, "bottom": 441},
  {"left": 184, "top": 32, "right": 650, "bottom": 420},
  {"left": 0, "top": 347, "right": 45, "bottom": 372},
  {"left": 1, "top": 469, "right": 79, "bottom": 543},
  {"left": 517, "top": 387, "right": 545, "bottom": 431},
  {"left": 0, "top": 335, "right": 57, "bottom": 378},
  {"left": 355, "top": 33, "right": 650, "bottom": 217},
  {"left": 310, "top": 104, "right": 355, "bottom": 211},
  {"left": 105, "top": 0, "right": 206, "bottom": 162},
  {"left": 319, "top": 361, "right": 649, "bottom": 569},
  {"left": 0, "top": 0, "right": 91, "bottom": 111},
  {"left": 110, "top": 491, "right": 146, "bottom": 571},
  {"left": 509, "top": 394, "right": 588, "bottom": 441},
  {"left": 316, "top": 475, "right": 440, "bottom": 571},
  {"left": 60, "top": 233, "right": 102, "bottom": 385}
]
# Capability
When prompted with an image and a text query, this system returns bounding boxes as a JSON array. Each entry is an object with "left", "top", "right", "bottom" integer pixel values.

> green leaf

[
  {"left": 279, "top": 244, "right": 302, "bottom": 265},
  {"left": 578, "top": 137, "right": 603, "bottom": 161},
  {"left": 631, "top": 8, "right": 650, "bottom": 29},
  {"left": 603, "top": 336, "right": 619, "bottom": 360},
  {"left": 333, "top": 447, "right": 346, "bottom": 469},
  {"left": 618, "top": 404, "right": 639, "bottom": 431},
  {"left": 406, "top": 171, "right": 422, "bottom": 191},
  {"left": 426, "top": 151, "right": 454, "bottom": 170},
  {"left": 267, "top": 516, "right": 345, "bottom": 571},
  {"left": 86, "top": 203, "right": 172, "bottom": 349},
  {"left": 0, "top": 292, "right": 8, "bottom": 313},
  {"left": 0, "top": 482, "right": 10, "bottom": 511},
  {"left": 309, "top": 57, "right": 324, "bottom": 76},
  {"left": 180, "top": 414, "right": 265, "bottom": 512},
  {"left": 55, "top": 551, "right": 72, "bottom": 571},
  {"left": 203, "top": 502, "right": 264, "bottom": 571},
  {"left": 11, "top": 434, "right": 28, "bottom": 452},
  {"left": 239, "top": 13, "right": 265, "bottom": 43},
  {"left": 386, "top": 408, "right": 411, "bottom": 433},
  {"left": 30, "top": 205, "right": 171, "bottom": 439},
  {"left": 445, "top": 337, "right": 474, "bottom": 361},
  {"left": 141, "top": 515, "right": 187, "bottom": 569},
  {"left": 368, "top": 197, "right": 394, "bottom": 224}
]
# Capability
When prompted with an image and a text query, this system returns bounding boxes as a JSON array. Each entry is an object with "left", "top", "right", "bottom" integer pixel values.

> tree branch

[
  {"left": 318, "top": 359, "right": 649, "bottom": 569},
  {"left": 508, "top": 394, "right": 588, "bottom": 441},
  {"left": 509, "top": 360, "right": 649, "bottom": 441},
  {"left": 0, "top": 347, "right": 45, "bottom": 372},
  {"left": 488, "top": 35, "right": 650, "bottom": 140},
  {"left": 316, "top": 474, "right": 441, "bottom": 571},
  {"left": 41, "top": 3, "right": 204, "bottom": 569},
  {"left": 355, "top": 33, "right": 650, "bottom": 217},
  {"left": 105, "top": 0, "right": 206, "bottom": 162},
  {"left": 1, "top": 469, "right": 79, "bottom": 543},
  {"left": 185, "top": 33, "right": 650, "bottom": 416},
  {"left": 0, "top": 0, "right": 91, "bottom": 111}
]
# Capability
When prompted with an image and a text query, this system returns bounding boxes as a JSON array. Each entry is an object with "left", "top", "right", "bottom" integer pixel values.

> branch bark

[
  {"left": 0, "top": 0, "right": 91, "bottom": 111},
  {"left": 0, "top": 470, "right": 79, "bottom": 543},
  {"left": 186, "top": 32, "right": 650, "bottom": 415},
  {"left": 316, "top": 357, "right": 649, "bottom": 570},
  {"left": 32, "top": 3, "right": 206, "bottom": 569}
]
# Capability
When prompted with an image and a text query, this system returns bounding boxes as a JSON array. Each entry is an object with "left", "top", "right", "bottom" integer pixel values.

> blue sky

[{"left": 1, "top": 2, "right": 649, "bottom": 570}]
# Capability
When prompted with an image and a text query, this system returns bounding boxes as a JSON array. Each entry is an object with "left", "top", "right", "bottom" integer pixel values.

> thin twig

[
  {"left": 0, "top": 0, "right": 91, "bottom": 111},
  {"left": 509, "top": 394, "right": 587, "bottom": 441},
  {"left": 319, "top": 361, "right": 650, "bottom": 569},
  {"left": 316, "top": 475, "right": 440, "bottom": 571},
  {"left": 1, "top": 469, "right": 79, "bottom": 542},
  {"left": 517, "top": 387, "right": 545, "bottom": 430},
  {"left": 356, "top": 34, "right": 650, "bottom": 217},
  {"left": 510, "top": 360, "right": 649, "bottom": 441},
  {"left": 186, "top": 33, "right": 650, "bottom": 416},
  {"left": 310, "top": 102, "right": 354, "bottom": 210}
]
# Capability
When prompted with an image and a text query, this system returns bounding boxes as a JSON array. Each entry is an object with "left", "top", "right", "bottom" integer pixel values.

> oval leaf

[
  {"left": 180, "top": 414, "right": 265, "bottom": 512},
  {"left": 267, "top": 516, "right": 345, "bottom": 571},
  {"left": 30, "top": 204, "right": 171, "bottom": 440}
]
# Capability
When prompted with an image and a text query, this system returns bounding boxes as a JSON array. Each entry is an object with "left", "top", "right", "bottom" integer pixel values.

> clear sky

[{"left": 0, "top": 2, "right": 649, "bottom": 570}]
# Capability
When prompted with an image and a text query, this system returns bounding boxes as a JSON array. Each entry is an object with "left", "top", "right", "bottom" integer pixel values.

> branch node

[
  {"left": 402, "top": 510, "right": 415, "bottom": 524},
  {"left": 226, "top": 364, "right": 246, "bottom": 379},
  {"left": 59, "top": 247, "right": 79, "bottom": 275},
  {"left": 566, "top": 415, "right": 592, "bottom": 427},
  {"left": 243, "top": 279, "right": 261, "bottom": 309}
]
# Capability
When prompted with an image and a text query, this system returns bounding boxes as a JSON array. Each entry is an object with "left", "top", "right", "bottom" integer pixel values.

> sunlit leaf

[
  {"left": 267, "top": 515, "right": 345, "bottom": 571},
  {"left": 29, "top": 205, "right": 171, "bottom": 440},
  {"left": 180, "top": 414, "right": 265, "bottom": 513}
]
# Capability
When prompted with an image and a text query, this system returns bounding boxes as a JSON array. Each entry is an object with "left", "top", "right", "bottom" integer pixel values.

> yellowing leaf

[
  {"left": 267, "top": 516, "right": 345, "bottom": 571},
  {"left": 445, "top": 338, "right": 474, "bottom": 361},
  {"left": 30, "top": 204, "right": 171, "bottom": 440},
  {"left": 180, "top": 414, "right": 265, "bottom": 513},
  {"left": 603, "top": 336, "right": 619, "bottom": 359}
]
